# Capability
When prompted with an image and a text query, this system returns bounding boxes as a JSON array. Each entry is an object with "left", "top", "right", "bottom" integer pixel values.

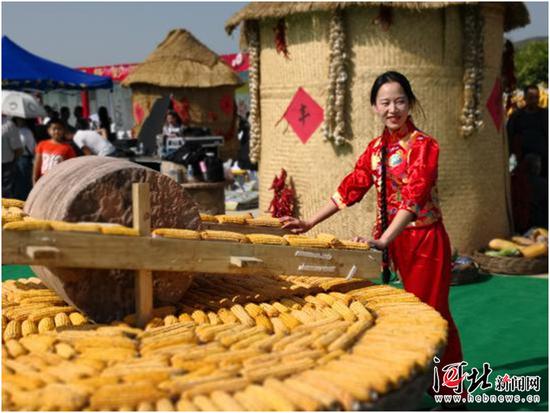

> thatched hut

[
  {"left": 122, "top": 29, "right": 243, "bottom": 159},
  {"left": 226, "top": 2, "right": 529, "bottom": 252}
]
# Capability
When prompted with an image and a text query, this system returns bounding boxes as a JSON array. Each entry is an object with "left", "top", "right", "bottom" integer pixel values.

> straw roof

[
  {"left": 225, "top": 2, "right": 530, "bottom": 34},
  {"left": 122, "top": 29, "right": 242, "bottom": 88}
]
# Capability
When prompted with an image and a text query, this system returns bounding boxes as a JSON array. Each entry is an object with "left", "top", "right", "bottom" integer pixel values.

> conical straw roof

[
  {"left": 122, "top": 28, "right": 242, "bottom": 88},
  {"left": 225, "top": 2, "right": 529, "bottom": 34}
]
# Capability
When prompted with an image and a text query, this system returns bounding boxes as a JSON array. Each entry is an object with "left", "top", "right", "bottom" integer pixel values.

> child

[{"left": 33, "top": 119, "right": 76, "bottom": 184}]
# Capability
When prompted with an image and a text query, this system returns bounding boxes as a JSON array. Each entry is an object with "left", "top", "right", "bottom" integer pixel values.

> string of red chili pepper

[{"left": 274, "top": 18, "right": 290, "bottom": 59}]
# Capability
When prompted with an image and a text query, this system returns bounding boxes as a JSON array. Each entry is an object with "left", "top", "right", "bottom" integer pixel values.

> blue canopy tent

[{"left": 2, "top": 36, "right": 112, "bottom": 90}]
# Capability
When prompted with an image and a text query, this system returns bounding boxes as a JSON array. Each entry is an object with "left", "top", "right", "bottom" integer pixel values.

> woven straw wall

[
  {"left": 258, "top": 5, "right": 510, "bottom": 253},
  {"left": 131, "top": 85, "right": 238, "bottom": 160}
]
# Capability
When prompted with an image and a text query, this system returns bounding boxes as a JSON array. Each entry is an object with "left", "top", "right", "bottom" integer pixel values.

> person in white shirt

[
  {"left": 2, "top": 116, "right": 23, "bottom": 198},
  {"left": 12, "top": 117, "right": 36, "bottom": 200},
  {"left": 70, "top": 129, "right": 116, "bottom": 156}
]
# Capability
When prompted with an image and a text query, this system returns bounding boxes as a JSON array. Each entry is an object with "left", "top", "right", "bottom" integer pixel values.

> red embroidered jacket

[{"left": 331, "top": 119, "right": 442, "bottom": 238}]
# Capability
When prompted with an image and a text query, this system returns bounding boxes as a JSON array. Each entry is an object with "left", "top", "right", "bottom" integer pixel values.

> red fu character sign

[{"left": 282, "top": 87, "right": 324, "bottom": 144}]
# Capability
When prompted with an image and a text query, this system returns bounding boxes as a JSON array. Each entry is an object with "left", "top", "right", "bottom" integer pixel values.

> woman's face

[{"left": 372, "top": 82, "right": 411, "bottom": 131}]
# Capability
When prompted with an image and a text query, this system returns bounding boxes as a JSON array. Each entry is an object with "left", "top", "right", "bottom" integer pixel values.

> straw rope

[
  {"left": 460, "top": 4, "right": 485, "bottom": 138},
  {"left": 247, "top": 21, "right": 262, "bottom": 164}
]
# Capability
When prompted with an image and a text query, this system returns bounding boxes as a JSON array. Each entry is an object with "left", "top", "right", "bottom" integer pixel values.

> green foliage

[{"left": 515, "top": 40, "right": 548, "bottom": 87}]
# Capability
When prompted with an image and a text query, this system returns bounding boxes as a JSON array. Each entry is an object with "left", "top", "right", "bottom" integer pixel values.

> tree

[{"left": 515, "top": 40, "right": 548, "bottom": 87}]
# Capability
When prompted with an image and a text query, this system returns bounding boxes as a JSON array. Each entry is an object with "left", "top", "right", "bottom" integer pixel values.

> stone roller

[{"left": 24, "top": 156, "right": 202, "bottom": 323}]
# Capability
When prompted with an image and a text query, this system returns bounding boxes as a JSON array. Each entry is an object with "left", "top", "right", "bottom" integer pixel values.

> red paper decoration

[
  {"left": 171, "top": 97, "right": 190, "bottom": 123},
  {"left": 133, "top": 102, "right": 144, "bottom": 124},
  {"left": 283, "top": 87, "right": 324, "bottom": 144},
  {"left": 486, "top": 78, "right": 503, "bottom": 132},
  {"left": 220, "top": 94, "right": 234, "bottom": 116}
]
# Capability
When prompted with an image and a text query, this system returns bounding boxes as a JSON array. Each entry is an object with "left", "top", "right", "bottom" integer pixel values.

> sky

[{"left": 2, "top": 1, "right": 548, "bottom": 68}]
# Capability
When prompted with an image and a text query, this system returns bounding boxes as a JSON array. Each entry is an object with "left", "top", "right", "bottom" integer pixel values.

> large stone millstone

[{"left": 24, "top": 156, "right": 202, "bottom": 323}]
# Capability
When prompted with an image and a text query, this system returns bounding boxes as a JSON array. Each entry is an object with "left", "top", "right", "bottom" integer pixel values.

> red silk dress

[{"left": 332, "top": 118, "right": 464, "bottom": 397}]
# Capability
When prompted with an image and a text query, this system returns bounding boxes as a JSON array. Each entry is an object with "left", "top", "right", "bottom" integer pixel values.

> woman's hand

[
  {"left": 367, "top": 238, "right": 389, "bottom": 250},
  {"left": 280, "top": 216, "right": 312, "bottom": 234}
]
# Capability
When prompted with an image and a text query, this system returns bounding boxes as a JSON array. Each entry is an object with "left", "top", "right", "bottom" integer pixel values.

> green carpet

[{"left": 2, "top": 266, "right": 547, "bottom": 410}]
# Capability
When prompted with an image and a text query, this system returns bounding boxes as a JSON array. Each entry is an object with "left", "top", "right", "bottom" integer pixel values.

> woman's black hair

[
  {"left": 370, "top": 71, "right": 418, "bottom": 108},
  {"left": 165, "top": 110, "right": 182, "bottom": 125}
]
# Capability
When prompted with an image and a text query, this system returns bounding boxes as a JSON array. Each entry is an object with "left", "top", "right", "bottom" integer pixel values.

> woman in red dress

[{"left": 282, "top": 71, "right": 465, "bottom": 403}]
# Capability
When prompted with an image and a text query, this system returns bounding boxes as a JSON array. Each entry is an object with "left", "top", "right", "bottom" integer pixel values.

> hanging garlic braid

[
  {"left": 460, "top": 4, "right": 484, "bottom": 138},
  {"left": 323, "top": 9, "right": 349, "bottom": 146},
  {"left": 247, "top": 21, "right": 261, "bottom": 163}
]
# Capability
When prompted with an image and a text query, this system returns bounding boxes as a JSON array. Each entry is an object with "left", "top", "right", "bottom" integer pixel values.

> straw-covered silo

[
  {"left": 226, "top": 2, "right": 529, "bottom": 252},
  {"left": 122, "top": 28, "right": 243, "bottom": 159}
]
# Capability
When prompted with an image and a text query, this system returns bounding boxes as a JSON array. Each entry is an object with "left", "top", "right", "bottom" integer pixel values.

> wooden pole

[{"left": 132, "top": 183, "right": 153, "bottom": 327}]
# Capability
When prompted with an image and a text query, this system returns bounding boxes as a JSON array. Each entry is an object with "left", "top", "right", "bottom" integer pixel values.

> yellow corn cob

[
  {"left": 5, "top": 339, "right": 27, "bottom": 358},
  {"left": 215, "top": 213, "right": 252, "bottom": 224},
  {"left": 89, "top": 382, "right": 166, "bottom": 410},
  {"left": 206, "top": 311, "right": 220, "bottom": 325},
  {"left": 152, "top": 228, "right": 201, "bottom": 240},
  {"left": 247, "top": 383, "right": 297, "bottom": 411},
  {"left": 100, "top": 225, "right": 140, "bottom": 236},
  {"left": 199, "top": 213, "right": 218, "bottom": 223},
  {"left": 68, "top": 312, "right": 88, "bottom": 326},
  {"left": 270, "top": 317, "right": 290, "bottom": 335},
  {"left": 54, "top": 312, "right": 71, "bottom": 328},
  {"left": 253, "top": 314, "right": 274, "bottom": 333},
  {"left": 19, "top": 296, "right": 65, "bottom": 305},
  {"left": 201, "top": 230, "right": 249, "bottom": 243},
  {"left": 22, "top": 216, "right": 37, "bottom": 222},
  {"left": 349, "top": 301, "right": 372, "bottom": 320},
  {"left": 29, "top": 306, "right": 74, "bottom": 321},
  {"left": 245, "top": 216, "right": 282, "bottom": 227},
  {"left": 49, "top": 222, "right": 102, "bottom": 233},
  {"left": 316, "top": 233, "right": 340, "bottom": 246},
  {"left": 2, "top": 220, "right": 51, "bottom": 231},
  {"left": 21, "top": 319, "right": 38, "bottom": 336},
  {"left": 246, "top": 233, "right": 288, "bottom": 245},
  {"left": 156, "top": 398, "right": 175, "bottom": 411},
  {"left": 299, "top": 371, "right": 357, "bottom": 410},
  {"left": 183, "top": 377, "right": 249, "bottom": 397},
  {"left": 217, "top": 326, "right": 265, "bottom": 348},
  {"left": 279, "top": 312, "right": 302, "bottom": 330},
  {"left": 178, "top": 313, "right": 194, "bottom": 323},
  {"left": 7, "top": 206, "right": 25, "bottom": 217},
  {"left": 258, "top": 302, "right": 279, "bottom": 317},
  {"left": 330, "top": 300, "right": 357, "bottom": 322},
  {"left": 234, "top": 390, "right": 269, "bottom": 411},
  {"left": 328, "top": 319, "right": 372, "bottom": 352},
  {"left": 244, "top": 303, "right": 264, "bottom": 318},
  {"left": 334, "top": 239, "right": 371, "bottom": 250},
  {"left": 2, "top": 214, "right": 24, "bottom": 224},
  {"left": 209, "top": 390, "right": 246, "bottom": 411},
  {"left": 271, "top": 301, "right": 290, "bottom": 313},
  {"left": 264, "top": 378, "right": 321, "bottom": 411},
  {"left": 230, "top": 304, "right": 256, "bottom": 326},
  {"left": 2, "top": 198, "right": 25, "bottom": 209},
  {"left": 163, "top": 315, "right": 179, "bottom": 326},
  {"left": 243, "top": 357, "right": 315, "bottom": 382},
  {"left": 137, "top": 401, "right": 154, "bottom": 411},
  {"left": 55, "top": 342, "right": 76, "bottom": 359},
  {"left": 176, "top": 397, "right": 199, "bottom": 411},
  {"left": 37, "top": 317, "right": 55, "bottom": 333},
  {"left": 145, "top": 317, "right": 164, "bottom": 330},
  {"left": 3, "top": 320, "right": 22, "bottom": 341},
  {"left": 19, "top": 335, "right": 56, "bottom": 353},
  {"left": 191, "top": 395, "right": 218, "bottom": 411},
  {"left": 283, "top": 234, "right": 331, "bottom": 248},
  {"left": 191, "top": 310, "right": 209, "bottom": 325}
]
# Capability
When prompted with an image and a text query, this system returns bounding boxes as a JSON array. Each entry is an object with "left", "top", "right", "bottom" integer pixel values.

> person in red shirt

[
  {"left": 33, "top": 119, "right": 76, "bottom": 184},
  {"left": 282, "top": 71, "right": 465, "bottom": 405}
]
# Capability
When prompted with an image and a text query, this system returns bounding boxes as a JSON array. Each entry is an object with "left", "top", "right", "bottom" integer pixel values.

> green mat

[{"left": 2, "top": 266, "right": 547, "bottom": 410}]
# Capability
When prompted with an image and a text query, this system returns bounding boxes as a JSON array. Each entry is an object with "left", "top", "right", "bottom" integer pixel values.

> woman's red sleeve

[
  {"left": 399, "top": 138, "right": 439, "bottom": 216},
  {"left": 331, "top": 147, "right": 373, "bottom": 209}
]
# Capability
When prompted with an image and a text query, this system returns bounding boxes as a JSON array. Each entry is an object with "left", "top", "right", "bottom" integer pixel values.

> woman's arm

[
  {"left": 280, "top": 201, "right": 339, "bottom": 234},
  {"left": 32, "top": 153, "right": 42, "bottom": 185},
  {"left": 366, "top": 209, "right": 415, "bottom": 249}
]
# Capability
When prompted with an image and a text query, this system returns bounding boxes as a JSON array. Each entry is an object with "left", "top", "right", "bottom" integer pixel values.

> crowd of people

[
  {"left": 507, "top": 84, "right": 549, "bottom": 232},
  {"left": 2, "top": 105, "right": 117, "bottom": 200}
]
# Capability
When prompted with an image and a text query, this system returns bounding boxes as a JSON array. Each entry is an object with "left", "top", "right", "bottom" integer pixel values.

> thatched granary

[
  {"left": 122, "top": 29, "right": 243, "bottom": 159},
  {"left": 226, "top": 2, "right": 529, "bottom": 253}
]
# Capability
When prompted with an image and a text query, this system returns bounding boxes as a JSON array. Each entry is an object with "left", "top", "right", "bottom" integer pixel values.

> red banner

[{"left": 77, "top": 53, "right": 248, "bottom": 83}]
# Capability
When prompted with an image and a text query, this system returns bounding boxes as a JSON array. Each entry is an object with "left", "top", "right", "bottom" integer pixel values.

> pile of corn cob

[
  {"left": 3, "top": 274, "right": 447, "bottom": 411},
  {"left": 3, "top": 214, "right": 369, "bottom": 252}
]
